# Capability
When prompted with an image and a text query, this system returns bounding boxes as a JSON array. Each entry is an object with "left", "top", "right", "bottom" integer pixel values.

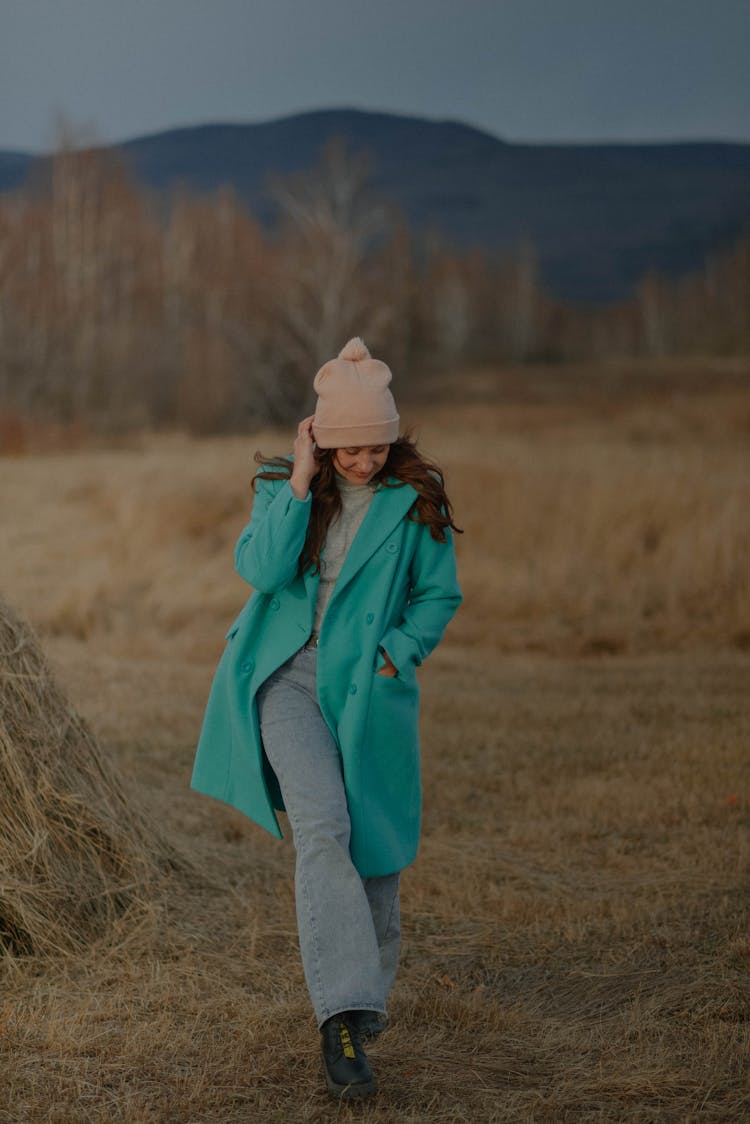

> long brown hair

[{"left": 253, "top": 432, "right": 462, "bottom": 576}]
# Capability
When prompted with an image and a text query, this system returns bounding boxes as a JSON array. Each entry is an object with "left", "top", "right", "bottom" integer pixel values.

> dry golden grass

[{"left": 0, "top": 358, "right": 749, "bottom": 1121}]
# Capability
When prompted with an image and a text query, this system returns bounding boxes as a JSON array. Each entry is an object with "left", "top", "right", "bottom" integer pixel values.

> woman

[{"left": 191, "top": 338, "right": 462, "bottom": 1099}]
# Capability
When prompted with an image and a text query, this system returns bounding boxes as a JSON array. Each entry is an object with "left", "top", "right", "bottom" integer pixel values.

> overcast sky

[{"left": 1, "top": 0, "right": 748, "bottom": 152}]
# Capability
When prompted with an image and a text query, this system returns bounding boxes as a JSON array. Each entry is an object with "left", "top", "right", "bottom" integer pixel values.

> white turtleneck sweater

[{"left": 311, "top": 474, "right": 377, "bottom": 638}]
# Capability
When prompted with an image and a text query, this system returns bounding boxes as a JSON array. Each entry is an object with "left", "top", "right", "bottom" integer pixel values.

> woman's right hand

[{"left": 290, "top": 415, "right": 319, "bottom": 499}]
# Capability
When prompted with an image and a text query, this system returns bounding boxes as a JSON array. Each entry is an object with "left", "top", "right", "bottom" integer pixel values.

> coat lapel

[{"left": 328, "top": 479, "right": 418, "bottom": 603}]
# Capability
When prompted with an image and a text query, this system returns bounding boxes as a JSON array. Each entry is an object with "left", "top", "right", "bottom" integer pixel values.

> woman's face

[{"left": 333, "top": 444, "right": 390, "bottom": 485}]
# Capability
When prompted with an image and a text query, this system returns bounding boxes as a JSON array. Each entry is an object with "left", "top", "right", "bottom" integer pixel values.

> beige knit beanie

[{"left": 312, "top": 338, "right": 400, "bottom": 448}]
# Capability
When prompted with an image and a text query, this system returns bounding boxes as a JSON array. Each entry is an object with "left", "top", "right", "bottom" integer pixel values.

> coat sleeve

[
  {"left": 234, "top": 475, "right": 312, "bottom": 593},
  {"left": 378, "top": 523, "right": 462, "bottom": 672}
]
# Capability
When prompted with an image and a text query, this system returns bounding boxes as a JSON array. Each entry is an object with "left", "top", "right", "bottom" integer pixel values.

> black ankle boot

[
  {"left": 320, "top": 1012, "right": 378, "bottom": 1099},
  {"left": 349, "top": 1009, "right": 389, "bottom": 1040}
]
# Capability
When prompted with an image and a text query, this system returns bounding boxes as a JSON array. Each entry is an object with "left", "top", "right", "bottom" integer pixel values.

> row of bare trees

[{"left": 0, "top": 138, "right": 747, "bottom": 433}]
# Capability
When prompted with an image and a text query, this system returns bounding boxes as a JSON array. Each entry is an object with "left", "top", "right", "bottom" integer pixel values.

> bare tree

[{"left": 267, "top": 136, "right": 408, "bottom": 408}]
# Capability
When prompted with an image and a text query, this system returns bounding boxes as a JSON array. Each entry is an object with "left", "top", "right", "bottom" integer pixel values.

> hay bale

[{"left": 0, "top": 598, "right": 181, "bottom": 955}]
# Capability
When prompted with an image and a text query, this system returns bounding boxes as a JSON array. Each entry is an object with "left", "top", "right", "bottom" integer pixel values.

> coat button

[
  {"left": 241, "top": 660, "right": 254, "bottom": 674},
  {"left": 386, "top": 542, "right": 398, "bottom": 554},
  {"left": 270, "top": 597, "right": 280, "bottom": 610},
  {"left": 365, "top": 612, "right": 374, "bottom": 624},
  {"left": 349, "top": 683, "right": 357, "bottom": 696}
]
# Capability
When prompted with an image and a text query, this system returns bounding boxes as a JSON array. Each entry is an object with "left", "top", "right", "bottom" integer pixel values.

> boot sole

[{"left": 324, "top": 1070, "right": 378, "bottom": 1099}]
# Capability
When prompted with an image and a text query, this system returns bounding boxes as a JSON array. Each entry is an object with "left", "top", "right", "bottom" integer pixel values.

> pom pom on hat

[
  {"left": 312, "top": 337, "right": 399, "bottom": 449},
  {"left": 338, "top": 337, "right": 371, "bottom": 362}
]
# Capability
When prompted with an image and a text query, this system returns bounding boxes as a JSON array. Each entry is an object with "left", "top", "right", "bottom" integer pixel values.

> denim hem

[{"left": 317, "top": 1002, "right": 387, "bottom": 1030}]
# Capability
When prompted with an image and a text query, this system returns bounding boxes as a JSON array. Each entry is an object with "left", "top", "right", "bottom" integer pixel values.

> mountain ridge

[{"left": 2, "top": 106, "right": 748, "bottom": 303}]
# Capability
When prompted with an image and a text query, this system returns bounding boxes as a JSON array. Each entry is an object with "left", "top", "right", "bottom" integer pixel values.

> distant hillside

[{"left": 2, "top": 108, "right": 749, "bottom": 303}]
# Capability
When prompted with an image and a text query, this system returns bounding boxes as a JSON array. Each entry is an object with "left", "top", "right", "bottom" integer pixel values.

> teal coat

[{"left": 190, "top": 470, "right": 462, "bottom": 877}]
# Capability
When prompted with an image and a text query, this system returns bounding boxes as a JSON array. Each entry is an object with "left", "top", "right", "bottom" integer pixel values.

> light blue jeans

[{"left": 256, "top": 645, "right": 401, "bottom": 1028}]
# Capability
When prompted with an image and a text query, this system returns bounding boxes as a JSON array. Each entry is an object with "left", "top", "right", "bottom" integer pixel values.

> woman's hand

[
  {"left": 376, "top": 649, "right": 398, "bottom": 677},
  {"left": 290, "top": 415, "right": 319, "bottom": 499}
]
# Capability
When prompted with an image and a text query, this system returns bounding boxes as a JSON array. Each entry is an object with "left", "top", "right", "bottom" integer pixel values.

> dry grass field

[{"left": 1, "top": 358, "right": 749, "bottom": 1122}]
